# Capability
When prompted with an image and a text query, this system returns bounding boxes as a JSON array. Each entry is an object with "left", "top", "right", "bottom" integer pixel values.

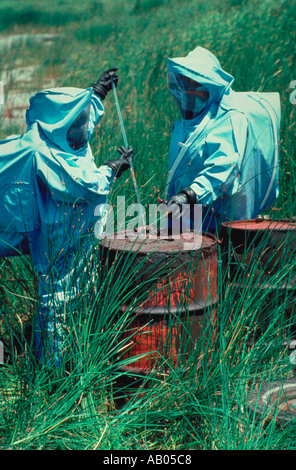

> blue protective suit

[
  {"left": 0, "top": 87, "right": 114, "bottom": 365},
  {"left": 166, "top": 47, "right": 281, "bottom": 231}
]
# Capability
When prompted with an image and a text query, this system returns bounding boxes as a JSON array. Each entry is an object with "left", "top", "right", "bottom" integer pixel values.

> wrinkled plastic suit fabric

[
  {"left": 0, "top": 87, "right": 114, "bottom": 365},
  {"left": 166, "top": 47, "right": 281, "bottom": 231}
]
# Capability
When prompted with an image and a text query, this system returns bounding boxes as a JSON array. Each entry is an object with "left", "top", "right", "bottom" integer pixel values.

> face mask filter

[
  {"left": 67, "top": 104, "right": 91, "bottom": 151},
  {"left": 168, "top": 72, "right": 209, "bottom": 120}
]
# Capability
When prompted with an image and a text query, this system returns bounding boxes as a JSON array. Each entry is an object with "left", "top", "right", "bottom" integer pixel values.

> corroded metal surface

[
  {"left": 101, "top": 230, "right": 218, "bottom": 314},
  {"left": 103, "top": 230, "right": 216, "bottom": 253},
  {"left": 117, "top": 310, "right": 213, "bottom": 373},
  {"left": 100, "top": 230, "right": 218, "bottom": 373},
  {"left": 221, "top": 219, "right": 296, "bottom": 287},
  {"left": 221, "top": 218, "right": 296, "bottom": 339},
  {"left": 225, "top": 218, "right": 296, "bottom": 232}
]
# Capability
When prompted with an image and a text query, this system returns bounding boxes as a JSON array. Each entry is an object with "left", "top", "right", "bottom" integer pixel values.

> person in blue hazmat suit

[
  {"left": 0, "top": 68, "right": 133, "bottom": 366},
  {"left": 165, "top": 46, "right": 281, "bottom": 233}
]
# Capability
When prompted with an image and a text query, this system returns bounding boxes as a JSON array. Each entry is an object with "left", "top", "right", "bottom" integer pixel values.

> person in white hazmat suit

[
  {"left": 165, "top": 47, "right": 281, "bottom": 233},
  {"left": 0, "top": 68, "right": 133, "bottom": 366}
]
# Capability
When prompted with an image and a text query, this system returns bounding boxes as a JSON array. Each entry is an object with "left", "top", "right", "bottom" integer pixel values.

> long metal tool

[{"left": 111, "top": 79, "right": 146, "bottom": 231}]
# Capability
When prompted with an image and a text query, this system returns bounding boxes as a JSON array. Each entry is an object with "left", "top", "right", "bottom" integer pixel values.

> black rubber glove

[
  {"left": 167, "top": 187, "right": 197, "bottom": 220},
  {"left": 91, "top": 68, "right": 118, "bottom": 100},
  {"left": 105, "top": 146, "right": 133, "bottom": 178}
]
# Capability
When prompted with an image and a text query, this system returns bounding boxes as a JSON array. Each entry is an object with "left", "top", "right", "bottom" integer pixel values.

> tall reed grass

[{"left": 0, "top": 0, "right": 295, "bottom": 450}]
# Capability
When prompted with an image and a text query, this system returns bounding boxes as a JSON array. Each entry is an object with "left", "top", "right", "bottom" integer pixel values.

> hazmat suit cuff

[
  {"left": 180, "top": 187, "right": 197, "bottom": 205},
  {"left": 91, "top": 91, "right": 104, "bottom": 113},
  {"left": 99, "top": 165, "right": 115, "bottom": 182},
  {"left": 190, "top": 181, "right": 211, "bottom": 205}
]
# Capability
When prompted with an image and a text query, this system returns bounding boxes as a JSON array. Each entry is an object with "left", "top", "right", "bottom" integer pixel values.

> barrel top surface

[
  {"left": 222, "top": 219, "right": 296, "bottom": 232},
  {"left": 100, "top": 230, "right": 217, "bottom": 253}
]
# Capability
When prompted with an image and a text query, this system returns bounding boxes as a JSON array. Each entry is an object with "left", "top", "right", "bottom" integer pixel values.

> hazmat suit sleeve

[
  {"left": 190, "top": 112, "right": 248, "bottom": 207},
  {"left": 88, "top": 92, "right": 105, "bottom": 143},
  {"left": 35, "top": 144, "right": 114, "bottom": 205}
]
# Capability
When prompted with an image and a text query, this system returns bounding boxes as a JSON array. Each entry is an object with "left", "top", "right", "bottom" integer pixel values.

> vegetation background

[{"left": 0, "top": 0, "right": 295, "bottom": 451}]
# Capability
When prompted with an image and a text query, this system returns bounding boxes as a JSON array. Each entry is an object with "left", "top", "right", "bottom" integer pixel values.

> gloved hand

[
  {"left": 91, "top": 68, "right": 118, "bottom": 100},
  {"left": 167, "top": 187, "right": 197, "bottom": 220},
  {"left": 105, "top": 146, "right": 133, "bottom": 178}
]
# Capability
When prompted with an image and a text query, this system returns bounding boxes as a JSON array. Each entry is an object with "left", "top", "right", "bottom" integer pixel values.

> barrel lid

[
  {"left": 100, "top": 230, "right": 217, "bottom": 253},
  {"left": 247, "top": 377, "right": 296, "bottom": 422},
  {"left": 222, "top": 218, "right": 296, "bottom": 232}
]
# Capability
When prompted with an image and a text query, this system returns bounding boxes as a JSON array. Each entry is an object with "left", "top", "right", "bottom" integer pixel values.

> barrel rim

[
  {"left": 100, "top": 230, "right": 218, "bottom": 254},
  {"left": 222, "top": 218, "right": 296, "bottom": 232}
]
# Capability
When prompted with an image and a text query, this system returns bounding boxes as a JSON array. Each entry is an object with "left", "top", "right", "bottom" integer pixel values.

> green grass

[{"left": 0, "top": 0, "right": 296, "bottom": 451}]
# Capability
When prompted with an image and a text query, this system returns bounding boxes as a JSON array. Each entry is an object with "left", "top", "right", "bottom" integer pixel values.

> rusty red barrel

[
  {"left": 221, "top": 218, "right": 296, "bottom": 336},
  {"left": 100, "top": 230, "right": 218, "bottom": 374},
  {"left": 221, "top": 218, "right": 296, "bottom": 287}
]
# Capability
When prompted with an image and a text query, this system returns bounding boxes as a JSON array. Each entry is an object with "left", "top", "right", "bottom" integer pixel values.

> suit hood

[
  {"left": 25, "top": 87, "right": 98, "bottom": 153},
  {"left": 168, "top": 46, "right": 234, "bottom": 113}
]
